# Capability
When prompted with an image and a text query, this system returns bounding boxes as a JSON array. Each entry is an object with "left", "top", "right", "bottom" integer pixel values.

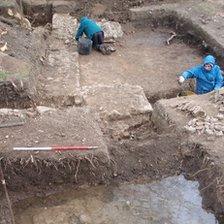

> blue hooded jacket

[
  {"left": 75, "top": 17, "right": 102, "bottom": 41},
  {"left": 182, "top": 55, "right": 223, "bottom": 94}
]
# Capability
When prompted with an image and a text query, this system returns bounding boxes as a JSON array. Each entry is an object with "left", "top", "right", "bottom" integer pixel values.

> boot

[{"left": 99, "top": 45, "right": 112, "bottom": 55}]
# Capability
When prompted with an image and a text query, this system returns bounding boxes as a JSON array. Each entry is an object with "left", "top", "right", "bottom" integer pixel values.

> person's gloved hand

[{"left": 178, "top": 76, "right": 185, "bottom": 84}]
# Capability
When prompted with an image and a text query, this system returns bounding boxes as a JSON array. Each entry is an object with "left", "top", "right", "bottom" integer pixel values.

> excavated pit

[
  {"left": 79, "top": 27, "right": 201, "bottom": 103},
  {"left": 1, "top": 1, "right": 224, "bottom": 223},
  {"left": 14, "top": 175, "right": 218, "bottom": 224}
]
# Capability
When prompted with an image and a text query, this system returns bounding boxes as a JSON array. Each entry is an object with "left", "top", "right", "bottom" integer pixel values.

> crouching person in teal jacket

[
  {"left": 178, "top": 55, "right": 223, "bottom": 94},
  {"left": 75, "top": 17, "right": 104, "bottom": 51}
]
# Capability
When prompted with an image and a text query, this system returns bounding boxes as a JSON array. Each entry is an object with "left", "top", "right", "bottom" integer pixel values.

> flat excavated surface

[
  {"left": 81, "top": 84, "right": 152, "bottom": 119},
  {"left": 130, "top": 0, "right": 224, "bottom": 59},
  {"left": 0, "top": 107, "right": 108, "bottom": 159},
  {"left": 80, "top": 29, "right": 201, "bottom": 100}
]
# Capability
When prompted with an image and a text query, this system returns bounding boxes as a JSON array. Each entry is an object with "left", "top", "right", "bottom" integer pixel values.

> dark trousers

[{"left": 92, "top": 31, "right": 104, "bottom": 51}]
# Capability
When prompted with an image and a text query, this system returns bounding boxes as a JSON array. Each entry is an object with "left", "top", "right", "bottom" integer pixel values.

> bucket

[{"left": 78, "top": 38, "right": 92, "bottom": 55}]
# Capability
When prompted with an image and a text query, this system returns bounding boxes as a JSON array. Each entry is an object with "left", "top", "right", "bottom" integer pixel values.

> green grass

[
  {"left": 0, "top": 71, "right": 11, "bottom": 81},
  {"left": 0, "top": 2, "right": 14, "bottom": 7}
]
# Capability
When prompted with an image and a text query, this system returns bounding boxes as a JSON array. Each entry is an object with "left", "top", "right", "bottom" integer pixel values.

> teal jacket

[
  {"left": 182, "top": 55, "right": 223, "bottom": 94},
  {"left": 75, "top": 17, "right": 102, "bottom": 41}
]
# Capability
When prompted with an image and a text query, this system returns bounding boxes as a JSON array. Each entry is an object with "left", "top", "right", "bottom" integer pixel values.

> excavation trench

[
  {"left": 1, "top": 2, "right": 224, "bottom": 224},
  {"left": 14, "top": 175, "right": 217, "bottom": 224}
]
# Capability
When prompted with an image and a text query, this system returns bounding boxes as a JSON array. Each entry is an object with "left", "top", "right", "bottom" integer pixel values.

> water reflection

[{"left": 16, "top": 175, "right": 217, "bottom": 224}]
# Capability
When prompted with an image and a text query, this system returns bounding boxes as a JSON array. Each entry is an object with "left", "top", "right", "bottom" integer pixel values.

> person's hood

[
  {"left": 80, "top": 16, "right": 88, "bottom": 23},
  {"left": 203, "top": 55, "right": 216, "bottom": 67}
]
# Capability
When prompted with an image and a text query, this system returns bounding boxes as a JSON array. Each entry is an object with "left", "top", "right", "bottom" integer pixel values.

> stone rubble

[
  {"left": 0, "top": 108, "right": 26, "bottom": 119},
  {"left": 0, "top": 106, "right": 57, "bottom": 121},
  {"left": 209, "top": 89, "right": 224, "bottom": 105},
  {"left": 52, "top": 14, "right": 78, "bottom": 40},
  {"left": 97, "top": 20, "right": 123, "bottom": 39},
  {"left": 174, "top": 100, "right": 224, "bottom": 137},
  {"left": 175, "top": 101, "right": 207, "bottom": 118},
  {"left": 184, "top": 116, "right": 224, "bottom": 136}
]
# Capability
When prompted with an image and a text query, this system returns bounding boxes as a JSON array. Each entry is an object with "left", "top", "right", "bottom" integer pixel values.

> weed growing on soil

[
  {"left": 0, "top": 71, "right": 10, "bottom": 81},
  {"left": 0, "top": 2, "right": 13, "bottom": 7}
]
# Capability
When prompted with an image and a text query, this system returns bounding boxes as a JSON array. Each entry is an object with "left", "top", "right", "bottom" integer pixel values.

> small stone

[
  {"left": 37, "top": 106, "right": 56, "bottom": 114},
  {"left": 79, "top": 214, "right": 91, "bottom": 224},
  {"left": 196, "top": 125, "right": 204, "bottom": 130},
  {"left": 74, "top": 95, "right": 84, "bottom": 106},
  {"left": 189, "top": 105, "right": 198, "bottom": 112},
  {"left": 26, "top": 111, "right": 36, "bottom": 118},
  {"left": 219, "top": 107, "right": 224, "bottom": 114},
  {"left": 65, "top": 39, "right": 70, "bottom": 44},
  {"left": 5, "top": 135, "right": 9, "bottom": 139},
  {"left": 196, "top": 121, "right": 205, "bottom": 126},
  {"left": 214, "top": 130, "right": 223, "bottom": 136},
  {"left": 180, "top": 145, "right": 191, "bottom": 157},
  {"left": 108, "top": 110, "right": 122, "bottom": 121},
  {"left": 206, "top": 136, "right": 216, "bottom": 141},
  {"left": 205, "top": 128, "right": 214, "bottom": 135},
  {"left": 182, "top": 102, "right": 193, "bottom": 111},
  {"left": 191, "top": 106, "right": 206, "bottom": 117},
  {"left": 184, "top": 125, "right": 196, "bottom": 133},
  {"left": 214, "top": 125, "right": 224, "bottom": 132},
  {"left": 188, "top": 118, "right": 197, "bottom": 126},
  {"left": 126, "top": 201, "right": 131, "bottom": 206},
  {"left": 121, "top": 131, "right": 130, "bottom": 138},
  {"left": 209, "top": 123, "right": 215, "bottom": 130},
  {"left": 210, "top": 117, "right": 218, "bottom": 122},
  {"left": 205, "top": 116, "right": 211, "bottom": 122},
  {"left": 217, "top": 113, "right": 224, "bottom": 120}
]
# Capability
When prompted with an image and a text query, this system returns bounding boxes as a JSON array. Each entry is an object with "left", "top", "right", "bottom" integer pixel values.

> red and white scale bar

[{"left": 13, "top": 146, "right": 98, "bottom": 151}]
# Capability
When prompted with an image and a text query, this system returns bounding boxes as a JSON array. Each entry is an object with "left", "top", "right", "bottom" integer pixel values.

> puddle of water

[{"left": 15, "top": 175, "right": 218, "bottom": 224}]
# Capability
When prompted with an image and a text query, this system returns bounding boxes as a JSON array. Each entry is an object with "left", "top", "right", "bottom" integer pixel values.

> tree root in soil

[
  {"left": 184, "top": 143, "right": 224, "bottom": 217},
  {"left": 0, "top": 159, "right": 16, "bottom": 224},
  {"left": 0, "top": 153, "right": 111, "bottom": 186},
  {"left": 0, "top": 80, "right": 36, "bottom": 108},
  {"left": 166, "top": 31, "right": 177, "bottom": 45},
  {"left": 0, "top": 16, "right": 14, "bottom": 26}
]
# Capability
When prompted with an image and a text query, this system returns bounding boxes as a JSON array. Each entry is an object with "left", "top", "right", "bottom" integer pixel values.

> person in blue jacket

[
  {"left": 75, "top": 17, "right": 104, "bottom": 51},
  {"left": 178, "top": 55, "right": 223, "bottom": 94}
]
